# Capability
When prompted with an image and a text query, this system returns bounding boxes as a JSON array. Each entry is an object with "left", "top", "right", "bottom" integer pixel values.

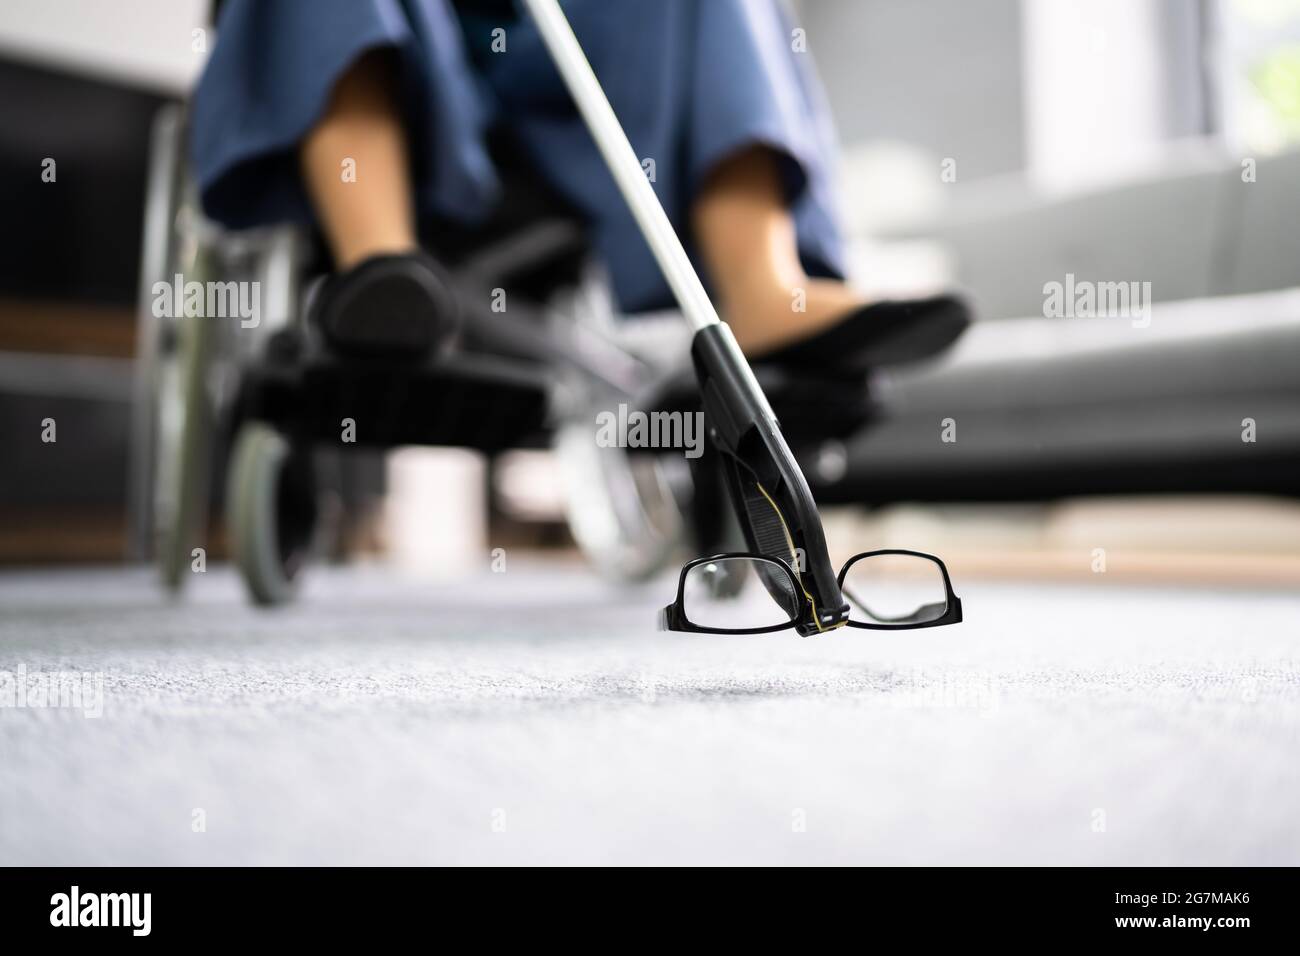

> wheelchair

[{"left": 129, "top": 101, "right": 863, "bottom": 604}]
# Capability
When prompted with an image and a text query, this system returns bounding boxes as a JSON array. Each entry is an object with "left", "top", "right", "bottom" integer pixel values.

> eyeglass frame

[{"left": 659, "top": 549, "right": 963, "bottom": 634}]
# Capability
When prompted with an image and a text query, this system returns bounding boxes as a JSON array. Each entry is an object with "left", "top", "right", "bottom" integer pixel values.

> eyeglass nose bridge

[
  {"left": 794, "top": 589, "right": 850, "bottom": 635},
  {"left": 750, "top": 553, "right": 847, "bottom": 636}
]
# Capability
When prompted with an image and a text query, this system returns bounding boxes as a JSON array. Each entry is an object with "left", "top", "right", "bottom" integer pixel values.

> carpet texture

[{"left": 1, "top": 564, "right": 1297, "bottom": 865}]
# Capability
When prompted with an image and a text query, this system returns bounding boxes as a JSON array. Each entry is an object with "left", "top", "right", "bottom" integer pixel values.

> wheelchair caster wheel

[{"left": 226, "top": 422, "right": 318, "bottom": 606}]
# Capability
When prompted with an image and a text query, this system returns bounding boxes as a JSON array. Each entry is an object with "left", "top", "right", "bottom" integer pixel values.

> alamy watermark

[
  {"left": 151, "top": 274, "right": 260, "bottom": 328},
  {"left": 1043, "top": 272, "right": 1151, "bottom": 328},
  {"left": 50, "top": 886, "right": 150, "bottom": 936},
  {"left": 890, "top": 669, "right": 1001, "bottom": 715},
  {"left": 595, "top": 403, "right": 706, "bottom": 459},
  {"left": 0, "top": 664, "right": 103, "bottom": 718}
]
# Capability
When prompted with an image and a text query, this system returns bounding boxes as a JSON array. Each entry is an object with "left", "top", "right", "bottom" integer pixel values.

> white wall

[
  {"left": 1020, "top": 0, "right": 1207, "bottom": 192},
  {"left": 801, "top": 0, "right": 1027, "bottom": 181},
  {"left": 0, "top": 0, "right": 208, "bottom": 92}
]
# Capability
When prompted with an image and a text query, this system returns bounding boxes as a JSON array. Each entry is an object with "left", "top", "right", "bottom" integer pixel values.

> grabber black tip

[{"left": 691, "top": 323, "right": 849, "bottom": 635}]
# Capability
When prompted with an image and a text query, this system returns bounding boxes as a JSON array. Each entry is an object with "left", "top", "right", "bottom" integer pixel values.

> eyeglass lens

[
  {"left": 682, "top": 557, "right": 799, "bottom": 630},
  {"left": 840, "top": 553, "right": 949, "bottom": 626}
]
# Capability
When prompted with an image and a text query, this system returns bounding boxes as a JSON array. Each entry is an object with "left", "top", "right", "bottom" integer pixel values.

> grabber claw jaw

[{"left": 691, "top": 324, "right": 849, "bottom": 635}]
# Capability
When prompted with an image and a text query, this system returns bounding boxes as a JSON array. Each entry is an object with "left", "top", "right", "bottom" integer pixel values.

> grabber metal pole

[{"left": 520, "top": 0, "right": 722, "bottom": 334}]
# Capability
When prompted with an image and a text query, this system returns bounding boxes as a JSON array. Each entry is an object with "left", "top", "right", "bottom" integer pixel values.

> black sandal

[{"left": 750, "top": 293, "right": 971, "bottom": 373}]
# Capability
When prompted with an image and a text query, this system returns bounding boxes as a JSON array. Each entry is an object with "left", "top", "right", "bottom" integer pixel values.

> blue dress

[{"left": 191, "top": 0, "right": 846, "bottom": 314}]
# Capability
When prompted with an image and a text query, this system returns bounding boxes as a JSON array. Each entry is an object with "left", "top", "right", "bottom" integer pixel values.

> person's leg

[
  {"left": 691, "top": 146, "right": 867, "bottom": 356},
  {"left": 300, "top": 49, "right": 418, "bottom": 270},
  {"left": 296, "top": 48, "right": 457, "bottom": 356}
]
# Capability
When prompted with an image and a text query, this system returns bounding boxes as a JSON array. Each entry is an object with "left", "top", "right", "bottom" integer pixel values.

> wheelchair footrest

[{"left": 236, "top": 335, "right": 551, "bottom": 451}]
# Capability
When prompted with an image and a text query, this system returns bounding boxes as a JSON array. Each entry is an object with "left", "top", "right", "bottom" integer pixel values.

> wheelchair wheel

[
  {"left": 130, "top": 104, "right": 223, "bottom": 593},
  {"left": 156, "top": 288, "right": 218, "bottom": 592},
  {"left": 554, "top": 423, "right": 687, "bottom": 583},
  {"left": 226, "top": 422, "right": 319, "bottom": 606},
  {"left": 130, "top": 105, "right": 185, "bottom": 565},
  {"left": 154, "top": 207, "right": 221, "bottom": 594}
]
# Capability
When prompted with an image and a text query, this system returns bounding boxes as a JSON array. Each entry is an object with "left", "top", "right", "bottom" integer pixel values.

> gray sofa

[{"left": 815, "top": 148, "right": 1300, "bottom": 504}]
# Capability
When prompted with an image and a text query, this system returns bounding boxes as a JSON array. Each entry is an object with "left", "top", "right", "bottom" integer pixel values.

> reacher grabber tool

[{"left": 523, "top": 0, "right": 849, "bottom": 634}]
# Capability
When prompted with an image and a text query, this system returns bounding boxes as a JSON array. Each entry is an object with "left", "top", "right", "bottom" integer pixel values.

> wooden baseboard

[
  {"left": 0, "top": 298, "right": 136, "bottom": 358},
  {"left": 0, "top": 508, "right": 128, "bottom": 563}
]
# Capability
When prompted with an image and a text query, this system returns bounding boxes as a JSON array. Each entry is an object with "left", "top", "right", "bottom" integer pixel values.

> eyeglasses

[{"left": 659, "top": 549, "right": 963, "bottom": 634}]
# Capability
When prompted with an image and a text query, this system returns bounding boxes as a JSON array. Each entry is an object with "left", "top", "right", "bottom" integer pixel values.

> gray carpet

[{"left": 1, "top": 563, "right": 1298, "bottom": 865}]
